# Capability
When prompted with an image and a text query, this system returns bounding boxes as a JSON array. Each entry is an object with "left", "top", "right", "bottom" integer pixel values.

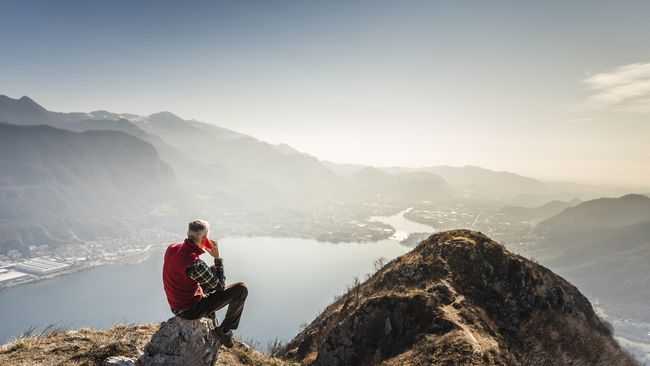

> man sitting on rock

[{"left": 162, "top": 219, "right": 248, "bottom": 348}]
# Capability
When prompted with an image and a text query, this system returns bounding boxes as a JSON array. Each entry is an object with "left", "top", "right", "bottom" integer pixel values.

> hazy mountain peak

[
  {"left": 353, "top": 166, "right": 392, "bottom": 178},
  {"left": 273, "top": 142, "right": 303, "bottom": 155},
  {"left": 18, "top": 95, "right": 36, "bottom": 103},
  {"left": 0, "top": 94, "right": 46, "bottom": 110},
  {"left": 84, "top": 110, "right": 145, "bottom": 122},
  {"left": 619, "top": 193, "right": 650, "bottom": 202},
  {"left": 147, "top": 111, "right": 184, "bottom": 121}
]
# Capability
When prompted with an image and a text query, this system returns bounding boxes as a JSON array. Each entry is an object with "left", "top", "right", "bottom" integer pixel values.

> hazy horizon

[{"left": 2, "top": 0, "right": 650, "bottom": 186}]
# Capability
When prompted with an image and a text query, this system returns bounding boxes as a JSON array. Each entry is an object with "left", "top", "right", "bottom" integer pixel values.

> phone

[{"left": 201, "top": 236, "right": 214, "bottom": 250}]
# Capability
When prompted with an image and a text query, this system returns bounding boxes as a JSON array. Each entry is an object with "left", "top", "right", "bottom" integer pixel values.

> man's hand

[{"left": 204, "top": 238, "right": 220, "bottom": 259}]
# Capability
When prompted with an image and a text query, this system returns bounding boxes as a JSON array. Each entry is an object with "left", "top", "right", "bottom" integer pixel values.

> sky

[{"left": 1, "top": 0, "right": 649, "bottom": 186}]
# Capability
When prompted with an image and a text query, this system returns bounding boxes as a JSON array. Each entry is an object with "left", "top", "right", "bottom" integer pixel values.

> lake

[{"left": 0, "top": 209, "right": 434, "bottom": 348}]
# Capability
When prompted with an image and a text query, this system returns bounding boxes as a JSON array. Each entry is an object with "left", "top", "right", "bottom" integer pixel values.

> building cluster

[
  {"left": 0, "top": 257, "right": 72, "bottom": 287},
  {"left": 14, "top": 257, "right": 71, "bottom": 275},
  {"left": 0, "top": 268, "right": 30, "bottom": 285}
]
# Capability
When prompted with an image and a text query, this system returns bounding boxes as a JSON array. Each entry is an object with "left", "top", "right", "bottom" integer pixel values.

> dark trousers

[{"left": 178, "top": 281, "right": 248, "bottom": 330}]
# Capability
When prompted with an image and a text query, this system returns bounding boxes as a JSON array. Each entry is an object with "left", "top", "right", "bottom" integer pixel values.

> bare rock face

[{"left": 140, "top": 316, "right": 220, "bottom": 366}]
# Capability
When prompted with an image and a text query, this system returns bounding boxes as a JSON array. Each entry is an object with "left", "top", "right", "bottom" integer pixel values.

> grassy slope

[{"left": 0, "top": 323, "right": 294, "bottom": 366}]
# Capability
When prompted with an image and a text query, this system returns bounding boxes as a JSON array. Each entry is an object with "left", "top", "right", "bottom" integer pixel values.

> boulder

[{"left": 140, "top": 316, "right": 221, "bottom": 366}]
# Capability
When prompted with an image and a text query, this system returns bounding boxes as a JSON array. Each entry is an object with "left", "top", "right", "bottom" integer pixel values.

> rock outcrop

[
  {"left": 103, "top": 355, "right": 138, "bottom": 366},
  {"left": 140, "top": 316, "right": 220, "bottom": 366},
  {"left": 0, "top": 318, "right": 289, "bottom": 366},
  {"left": 280, "top": 229, "right": 639, "bottom": 366}
]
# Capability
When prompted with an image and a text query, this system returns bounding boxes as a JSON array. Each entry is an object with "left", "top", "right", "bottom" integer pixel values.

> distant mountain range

[
  {"left": 0, "top": 94, "right": 647, "bottom": 256},
  {"left": 326, "top": 162, "right": 638, "bottom": 206},
  {"left": 2, "top": 95, "right": 642, "bottom": 201},
  {"left": 499, "top": 198, "right": 582, "bottom": 223},
  {"left": 381, "top": 164, "right": 546, "bottom": 193},
  {"left": 2, "top": 94, "right": 590, "bottom": 206},
  {"left": 347, "top": 166, "right": 454, "bottom": 201},
  {"left": 530, "top": 193, "right": 650, "bottom": 322}
]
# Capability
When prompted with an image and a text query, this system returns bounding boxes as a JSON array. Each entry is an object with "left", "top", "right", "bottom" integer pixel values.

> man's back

[{"left": 162, "top": 240, "right": 204, "bottom": 313}]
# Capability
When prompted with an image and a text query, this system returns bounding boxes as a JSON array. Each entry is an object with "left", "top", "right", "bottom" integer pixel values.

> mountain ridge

[
  {"left": 535, "top": 193, "right": 650, "bottom": 239},
  {"left": 3, "top": 94, "right": 641, "bottom": 204},
  {"left": 0, "top": 122, "right": 183, "bottom": 255},
  {"left": 528, "top": 194, "right": 650, "bottom": 326}
]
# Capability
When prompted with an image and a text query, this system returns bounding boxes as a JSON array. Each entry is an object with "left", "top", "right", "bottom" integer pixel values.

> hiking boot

[{"left": 212, "top": 325, "right": 234, "bottom": 348}]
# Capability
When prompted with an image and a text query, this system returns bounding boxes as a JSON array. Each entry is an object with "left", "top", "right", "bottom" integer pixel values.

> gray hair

[{"left": 187, "top": 219, "right": 210, "bottom": 243}]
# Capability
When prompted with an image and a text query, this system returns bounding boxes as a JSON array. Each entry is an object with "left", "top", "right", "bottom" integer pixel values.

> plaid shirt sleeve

[
  {"left": 185, "top": 258, "right": 226, "bottom": 294},
  {"left": 212, "top": 258, "right": 226, "bottom": 287}
]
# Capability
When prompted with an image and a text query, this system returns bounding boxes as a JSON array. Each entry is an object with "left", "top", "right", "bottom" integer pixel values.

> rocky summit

[
  {"left": 140, "top": 316, "right": 220, "bottom": 366},
  {"left": 280, "top": 229, "right": 639, "bottom": 366}
]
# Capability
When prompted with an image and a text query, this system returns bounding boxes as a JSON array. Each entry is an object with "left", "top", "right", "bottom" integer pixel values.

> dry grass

[
  {"left": 0, "top": 323, "right": 297, "bottom": 366},
  {"left": 517, "top": 312, "right": 641, "bottom": 366},
  {"left": 0, "top": 323, "right": 155, "bottom": 366},
  {"left": 218, "top": 337, "right": 296, "bottom": 366}
]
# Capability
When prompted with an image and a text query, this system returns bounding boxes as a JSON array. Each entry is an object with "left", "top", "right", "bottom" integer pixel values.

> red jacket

[{"left": 162, "top": 238, "right": 205, "bottom": 312}]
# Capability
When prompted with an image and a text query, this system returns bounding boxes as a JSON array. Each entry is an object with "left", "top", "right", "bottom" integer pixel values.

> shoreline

[
  {"left": 0, "top": 244, "right": 156, "bottom": 292},
  {"left": 0, "top": 211, "right": 419, "bottom": 293}
]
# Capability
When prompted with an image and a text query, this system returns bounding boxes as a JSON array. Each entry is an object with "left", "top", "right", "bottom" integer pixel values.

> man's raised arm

[
  {"left": 212, "top": 257, "right": 226, "bottom": 288},
  {"left": 185, "top": 259, "right": 225, "bottom": 293}
]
